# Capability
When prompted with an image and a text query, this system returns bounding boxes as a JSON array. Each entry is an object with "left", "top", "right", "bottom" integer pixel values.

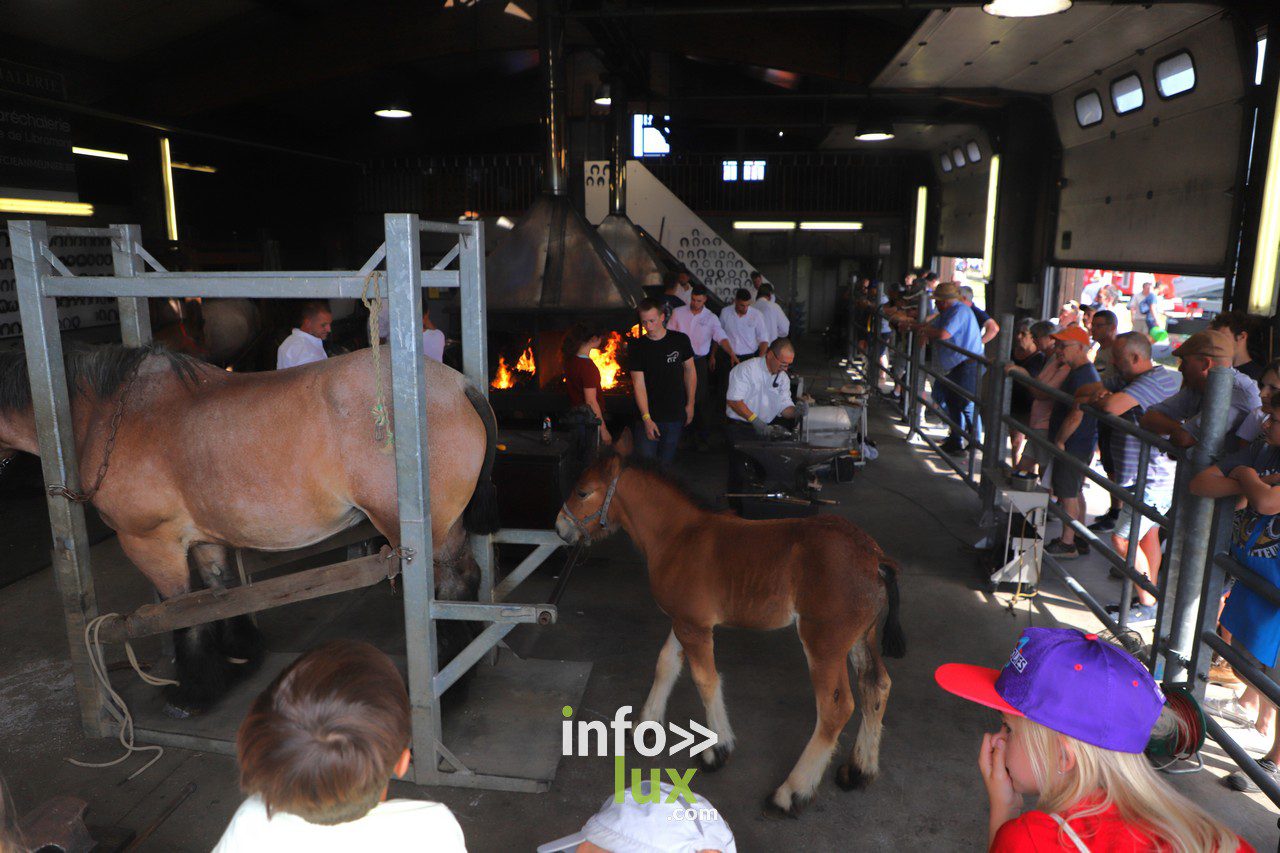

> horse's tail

[
  {"left": 462, "top": 383, "right": 501, "bottom": 535},
  {"left": 878, "top": 558, "right": 906, "bottom": 659}
]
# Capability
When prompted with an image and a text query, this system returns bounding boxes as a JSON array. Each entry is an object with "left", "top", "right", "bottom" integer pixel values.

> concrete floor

[{"left": 2, "top": 358, "right": 1278, "bottom": 851}]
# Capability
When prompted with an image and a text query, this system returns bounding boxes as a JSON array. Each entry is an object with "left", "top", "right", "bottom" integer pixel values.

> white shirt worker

[
  {"left": 755, "top": 296, "right": 790, "bottom": 342},
  {"left": 668, "top": 304, "right": 728, "bottom": 357},
  {"left": 276, "top": 328, "right": 328, "bottom": 370},
  {"left": 726, "top": 356, "right": 793, "bottom": 423},
  {"left": 719, "top": 305, "right": 770, "bottom": 357}
]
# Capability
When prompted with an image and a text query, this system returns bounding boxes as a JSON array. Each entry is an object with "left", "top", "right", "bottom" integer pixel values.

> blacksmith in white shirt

[
  {"left": 719, "top": 288, "right": 771, "bottom": 360},
  {"left": 276, "top": 301, "right": 332, "bottom": 369},
  {"left": 726, "top": 338, "right": 800, "bottom": 438},
  {"left": 753, "top": 281, "right": 790, "bottom": 342},
  {"left": 668, "top": 284, "right": 735, "bottom": 448}
]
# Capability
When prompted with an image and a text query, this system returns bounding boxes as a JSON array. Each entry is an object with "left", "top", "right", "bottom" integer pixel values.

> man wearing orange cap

[{"left": 1042, "top": 325, "right": 1100, "bottom": 558}]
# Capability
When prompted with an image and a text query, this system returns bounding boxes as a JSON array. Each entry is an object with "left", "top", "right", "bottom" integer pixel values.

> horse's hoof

[
  {"left": 836, "top": 764, "right": 873, "bottom": 791},
  {"left": 762, "top": 791, "right": 804, "bottom": 819},
  {"left": 699, "top": 744, "right": 732, "bottom": 772}
]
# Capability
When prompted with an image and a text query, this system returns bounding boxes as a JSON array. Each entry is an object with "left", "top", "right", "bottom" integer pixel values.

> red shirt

[
  {"left": 565, "top": 355, "right": 601, "bottom": 407},
  {"left": 991, "top": 802, "right": 1255, "bottom": 852}
]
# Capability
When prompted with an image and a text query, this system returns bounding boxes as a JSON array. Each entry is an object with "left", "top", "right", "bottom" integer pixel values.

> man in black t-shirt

[
  {"left": 656, "top": 272, "right": 687, "bottom": 322},
  {"left": 628, "top": 298, "right": 696, "bottom": 464}
]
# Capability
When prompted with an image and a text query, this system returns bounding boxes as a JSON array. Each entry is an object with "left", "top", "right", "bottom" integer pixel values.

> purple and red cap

[{"left": 935, "top": 627, "right": 1165, "bottom": 754}]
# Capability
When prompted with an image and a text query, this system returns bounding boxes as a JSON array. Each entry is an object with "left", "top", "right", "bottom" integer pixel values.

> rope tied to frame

[
  {"left": 361, "top": 270, "right": 395, "bottom": 451},
  {"left": 67, "top": 614, "right": 178, "bottom": 780},
  {"left": 48, "top": 360, "right": 144, "bottom": 503}
]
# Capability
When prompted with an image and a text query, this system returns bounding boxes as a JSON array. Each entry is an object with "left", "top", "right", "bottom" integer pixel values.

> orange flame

[
  {"left": 628, "top": 323, "right": 642, "bottom": 338},
  {"left": 491, "top": 344, "right": 536, "bottom": 390},
  {"left": 491, "top": 357, "right": 515, "bottom": 389},
  {"left": 515, "top": 346, "right": 536, "bottom": 374},
  {"left": 590, "top": 332, "right": 626, "bottom": 390}
]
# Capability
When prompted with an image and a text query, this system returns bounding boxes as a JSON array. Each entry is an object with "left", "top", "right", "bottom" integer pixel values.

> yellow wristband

[
  {"left": 642, "top": 413, "right": 652, "bottom": 421},
  {"left": 747, "top": 413, "right": 757, "bottom": 423}
]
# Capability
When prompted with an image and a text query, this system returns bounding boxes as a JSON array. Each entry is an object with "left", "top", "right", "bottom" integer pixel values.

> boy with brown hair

[{"left": 214, "top": 640, "right": 466, "bottom": 851}]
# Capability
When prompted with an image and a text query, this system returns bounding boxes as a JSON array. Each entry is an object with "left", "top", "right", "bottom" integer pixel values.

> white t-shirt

[
  {"left": 667, "top": 305, "right": 727, "bottom": 357},
  {"left": 423, "top": 328, "right": 446, "bottom": 363},
  {"left": 213, "top": 795, "right": 467, "bottom": 853},
  {"left": 276, "top": 328, "right": 328, "bottom": 370},
  {"left": 726, "top": 356, "right": 793, "bottom": 423},
  {"left": 755, "top": 297, "right": 790, "bottom": 341},
  {"left": 718, "top": 305, "right": 770, "bottom": 356}
]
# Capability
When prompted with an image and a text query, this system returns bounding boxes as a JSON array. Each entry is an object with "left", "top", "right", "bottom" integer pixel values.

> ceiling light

[
  {"left": 0, "top": 197, "right": 95, "bottom": 216},
  {"left": 777, "top": 131, "right": 784, "bottom": 138},
  {"left": 172, "top": 161, "right": 217, "bottom": 173},
  {"left": 496, "top": 216, "right": 515, "bottom": 230},
  {"left": 375, "top": 108, "right": 412, "bottom": 119},
  {"left": 733, "top": 221, "right": 796, "bottom": 231},
  {"left": 799, "top": 221, "right": 863, "bottom": 231},
  {"left": 503, "top": 2, "right": 532, "bottom": 21},
  {"left": 72, "top": 146, "right": 128, "bottom": 161},
  {"left": 981, "top": 0, "right": 1072, "bottom": 17},
  {"left": 593, "top": 83, "right": 612, "bottom": 107},
  {"left": 854, "top": 118, "right": 895, "bottom": 142}
]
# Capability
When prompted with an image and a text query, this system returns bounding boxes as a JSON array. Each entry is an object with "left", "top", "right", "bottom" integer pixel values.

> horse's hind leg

[
  {"left": 675, "top": 623, "right": 735, "bottom": 771},
  {"left": 768, "top": 624, "right": 855, "bottom": 818},
  {"left": 640, "top": 630, "right": 684, "bottom": 725},
  {"left": 836, "top": 628, "right": 892, "bottom": 791},
  {"left": 117, "top": 535, "right": 229, "bottom": 717},
  {"left": 189, "top": 543, "right": 264, "bottom": 667}
]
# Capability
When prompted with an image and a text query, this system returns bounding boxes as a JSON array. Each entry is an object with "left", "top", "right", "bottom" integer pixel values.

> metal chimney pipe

[
  {"left": 538, "top": 0, "right": 567, "bottom": 197},
  {"left": 609, "top": 78, "right": 627, "bottom": 216}
]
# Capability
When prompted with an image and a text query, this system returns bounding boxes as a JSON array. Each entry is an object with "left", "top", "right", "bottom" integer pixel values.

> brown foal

[{"left": 556, "top": 435, "right": 904, "bottom": 817}]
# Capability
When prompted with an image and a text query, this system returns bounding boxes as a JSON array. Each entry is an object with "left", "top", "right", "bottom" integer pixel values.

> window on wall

[
  {"left": 966, "top": 140, "right": 982, "bottom": 162},
  {"left": 1258, "top": 36, "right": 1268, "bottom": 87},
  {"left": 1155, "top": 52, "right": 1196, "bottom": 99},
  {"left": 632, "top": 114, "right": 670, "bottom": 157},
  {"left": 722, "top": 160, "right": 739, "bottom": 181},
  {"left": 940, "top": 154, "right": 952, "bottom": 173},
  {"left": 1111, "top": 73, "right": 1145, "bottom": 114},
  {"left": 1075, "top": 90, "right": 1104, "bottom": 127},
  {"left": 951, "top": 147, "right": 966, "bottom": 168},
  {"left": 743, "top": 160, "right": 766, "bottom": 181}
]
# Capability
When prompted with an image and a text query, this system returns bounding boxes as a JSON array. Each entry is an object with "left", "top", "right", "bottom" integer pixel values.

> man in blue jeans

[
  {"left": 903, "top": 281, "right": 983, "bottom": 454},
  {"left": 628, "top": 298, "right": 696, "bottom": 464}
]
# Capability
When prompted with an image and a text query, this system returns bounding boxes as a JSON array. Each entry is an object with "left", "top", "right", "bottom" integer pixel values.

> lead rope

[
  {"left": 360, "top": 270, "right": 395, "bottom": 451},
  {"left": 67, "top": 614, "right": 177, "bottom": 780}
]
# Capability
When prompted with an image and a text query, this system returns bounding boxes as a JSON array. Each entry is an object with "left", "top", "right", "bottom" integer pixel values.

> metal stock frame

[{"left": 10, "top": 216, "right": 566, "bottom": 792}]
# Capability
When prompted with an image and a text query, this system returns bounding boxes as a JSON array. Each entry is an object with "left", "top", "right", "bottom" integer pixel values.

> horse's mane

[
  {"left": 0, "top": 343, "right": 206, "bottom": 412},
  {"left": 593, "top": 449, "right": 720, "bottom": 513}
]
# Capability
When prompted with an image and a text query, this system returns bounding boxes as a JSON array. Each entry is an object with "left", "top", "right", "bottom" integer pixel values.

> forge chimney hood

[{"left": 484, "top": 0, "right": 645, "bottom": 313}]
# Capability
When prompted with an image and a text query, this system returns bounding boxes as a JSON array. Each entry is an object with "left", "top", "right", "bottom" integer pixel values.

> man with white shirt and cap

[
  {"left": 276, "top": 300, "right": 331, "bottom": 369},
  {"left": 668, "top": 284, "right": 735, "bottom": 449},
  {"left": 719, "top": 288, "right": 770, "bottom": 362},
  {"left": 753, "top": 281, "right": 790, "bottom": 343}
]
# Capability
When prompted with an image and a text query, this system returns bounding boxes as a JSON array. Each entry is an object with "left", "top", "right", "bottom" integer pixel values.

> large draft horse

[
  {"left": 0, "top": 344, "right": 498, "bottom": 715},
  {"left": 556, "top": 437, "right": 905, "bottom": 817}
]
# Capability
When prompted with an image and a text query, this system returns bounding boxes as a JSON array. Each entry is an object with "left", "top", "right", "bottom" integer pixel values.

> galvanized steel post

[
  {"left": 1161, "top": 366, "right": 1232, "bottom": 684},
  {"left": 10, "top": 220, "right": 111, "bottom": 737},
  {"left": 906, "top": 294, "right": 928, "bottom": 435},
  {"left": 978, "top": 314, "right": 1013, "bottom": 528},
  {"left": 383, "top": 214, "right": 442, "bottom": 781},
  {"left": 110, "top": 223, "right": 152, "bottom": 347}
]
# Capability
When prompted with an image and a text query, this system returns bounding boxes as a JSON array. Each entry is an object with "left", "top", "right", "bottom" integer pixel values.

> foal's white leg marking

[
  {"left": 849, "top": 640, "right": 891, "bottom": 779},
  {"left": 640, "top": 630, "right": 683, "bottom": 725},
  {"left": 771, "top": 624, "right": 854, "bottom": 812},
  {"left": 701, "top": 677, "right": 736, "bottom": 756}
]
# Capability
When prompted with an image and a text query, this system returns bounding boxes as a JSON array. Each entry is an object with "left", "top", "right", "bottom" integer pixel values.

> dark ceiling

[{"left": 0, "top": 0, "right": 937, "bottom": 159}]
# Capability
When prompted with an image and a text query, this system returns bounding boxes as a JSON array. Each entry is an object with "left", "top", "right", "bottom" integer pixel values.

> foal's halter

[{"left": 560, "top": 468, "right": 622, "bottom": 539}]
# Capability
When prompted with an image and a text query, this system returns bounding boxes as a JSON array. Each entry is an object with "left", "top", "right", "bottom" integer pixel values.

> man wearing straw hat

[{"left": 902, "top": 281, "right": 982, "bottom": 455}]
